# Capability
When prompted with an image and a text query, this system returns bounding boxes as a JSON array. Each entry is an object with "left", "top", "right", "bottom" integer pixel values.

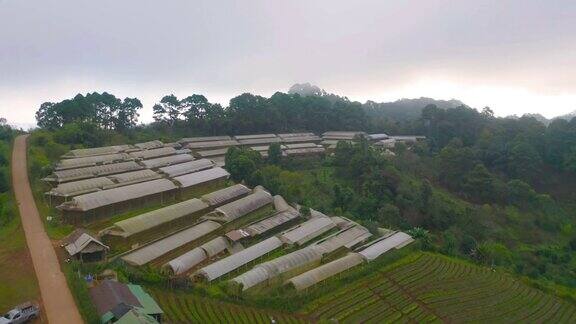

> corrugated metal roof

[
  {"left": 56, "top": 153, "right": 130, "bottom": 170},
  {"left": 173, "top": 167, "right": 230, "bottom": 188},
  {"left": 195, "top": 236, "right": 282, "bottom": 281},
  {"left": 280, "top": 217, "right": 336, "bottom": 245},
  {"left": 64, "top": 233, "right": 108, "bottom": 256},
  {"left": 107, "top": 169, "right": 162, "bottom": 184},
  {"left": 200, "top": 184, "right": 251, "bottom": 207},
  {"left": 205, "top": 189, "right": 273, "bottom": 223},
  {"left": 134, "top": 140, "right": 164, "bottom": 150},
  {"left": 358, "top": 232, "right": 413, "bottom": 261},
  {"left": 121, "top": 220, "right": 221, "bottom": 266},
  {"left": 288, "top": 253, "right": 365, "bottom": 291},
  {"left": 58, "top": 179, "right": 177, "bottom": 211},
  {"left": 158, "top": 159, "right": 215, "bottom": 177},
  {"left": 113, "top": 198, "right": 210, "bottom": 236},
  {"left": 48, "top": 177, "right": 115, "bottom": 197},
  {"left": 51, "top": 161, "right": 144, "bottom": 183},
  {"left": 129, "top": 147, "right": 177, "bottom": 160},
  {"left": 139, "top": 154, "right": 194, "bottom": 169}
]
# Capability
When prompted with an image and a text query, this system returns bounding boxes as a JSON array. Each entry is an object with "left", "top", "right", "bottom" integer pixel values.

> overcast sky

[{"left": 1, "top": 0, "right": 575, "bottom": 127}]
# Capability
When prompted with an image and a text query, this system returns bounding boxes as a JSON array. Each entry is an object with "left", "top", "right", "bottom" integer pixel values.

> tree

[
  {"left": 268, "top": 143, "right": 282, "bottom": 165},
  {"left": 463, "top": 163, "right": 496, "bottom": 203},
  {"left": 153, "top": 94, "right": 185, "bottom": 127}
]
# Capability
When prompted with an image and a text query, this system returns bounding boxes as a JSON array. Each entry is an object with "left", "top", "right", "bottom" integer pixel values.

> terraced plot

[
  {"left": 306, "top": 253, "right": 576, "bottom": 323},
  {"left": 151, "top": 290, "right": 310, "bottom": 324}
]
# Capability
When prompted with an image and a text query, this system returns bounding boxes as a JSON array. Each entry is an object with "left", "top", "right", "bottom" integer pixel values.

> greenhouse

[
  {"left": 128, "top": 147, "right": 177, "bottom": 160},
  {"left": 173, "top": 167, "right": 230, "bottom": 195},
  {"left": 194, "top": 236, "right": 283, "bottom": 282},
  {"left": 203, "top": 189, "right": 273, "bottom": 223},
  {"left": 62, "top": 144, "right": 133, "bottom": 158},
  {"left": 158, "top": 159, "right": 215, "bottom": 177},
  {"left": 106, "top": 169, "right": 162, "bottom": 185},
  {"left": 139, "top": 154, "right": 194, "bottom": 169},
  {"left": 179, "top": 136, "right": 232, "bottom": 145},
  {"left": 244, "top": 209, "right": 300, "bottom": 236},
  {"left": 45, "top": 161, "right": 144, "bottom": 183},
  {"left": 358, "top": 232, "right": 414, "bottom": 261},
  {"left": 287, "top": 252, "right": 365, "bottom": 291},
  {"left": 55, "top": 153, "right": 131, "bottom": 170},
  {"left": 57, "top": 179, "right": 178, "bottom": 223},
  {"left": 46, "top": 177, "right": 115, "bottom": 202},
  {"left": 280, "top": 217, "right": 336, "bottom": 245},
  {"left": 105, "top": 198, "right": 210, "bottom": 239},
  {"left": 164, "top": 236, "right": 229, "bottom": 275},
  {"left": 121, "top": 220, "right": 221, "bottom": 266},
  {"left": 200, "top": 184, "right": 251, "bottom": 207},
  {"left": 186, "top": 140, "right": 239, "bottom": 150},
  {"left": 134, "top": 140, "right": 164, "bottom": 150}
]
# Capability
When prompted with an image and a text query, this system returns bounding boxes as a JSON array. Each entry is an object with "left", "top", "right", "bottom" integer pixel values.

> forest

[{"left": 29, "top": 86, "right": 576, "bottom": 299}]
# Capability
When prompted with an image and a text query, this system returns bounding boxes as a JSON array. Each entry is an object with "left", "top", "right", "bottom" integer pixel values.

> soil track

[{"left": 11, "top": 135, "right": 83, "bottom": 324}]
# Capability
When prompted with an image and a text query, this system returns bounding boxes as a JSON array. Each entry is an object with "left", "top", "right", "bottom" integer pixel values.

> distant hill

[
  {"left": 363, "top": 97, "right": 465, "bottom": 121},
  {"left": 554, "top": 110, "right": 576, "bottom": 122}
]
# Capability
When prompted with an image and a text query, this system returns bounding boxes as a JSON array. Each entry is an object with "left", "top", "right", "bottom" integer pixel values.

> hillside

[
  {"left": 364, "top": 97, "right": 465, "bottom": 121},
  {"left": 305, "top": 252, "right": 576, "bottom": 323}
]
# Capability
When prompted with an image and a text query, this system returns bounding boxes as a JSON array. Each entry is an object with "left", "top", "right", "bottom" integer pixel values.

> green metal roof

[{"left": 127, "top": 285, "right": 164, "bottom": 315}]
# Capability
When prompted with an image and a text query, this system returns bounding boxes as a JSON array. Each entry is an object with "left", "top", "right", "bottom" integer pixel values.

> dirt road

[{"left": 11, "top": 135, "right": 83, "bottom": 324}]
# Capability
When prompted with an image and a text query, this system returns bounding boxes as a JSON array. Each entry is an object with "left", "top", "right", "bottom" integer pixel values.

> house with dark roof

[
  {"left": 61, "top": 228, "right": 109, "bottom": 263},
  {"left": 89, "top": 280, "right": 163, "bottom": 323}
]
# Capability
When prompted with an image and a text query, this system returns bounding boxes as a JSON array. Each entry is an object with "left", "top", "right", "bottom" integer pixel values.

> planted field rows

[
  {"left": 151, "top": 290, "right": 310, "bottom": 324},
  {"left": 306, "top": 253, "right": 576, "bottom": 323}
]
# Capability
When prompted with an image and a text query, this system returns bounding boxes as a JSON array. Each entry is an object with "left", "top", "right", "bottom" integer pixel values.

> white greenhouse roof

[
  {"left": 313, "top": 225, "right": 372, "bottom": 254},
  {"left": 206, "top": 189, "right": 273, "bottom": 223},
  {"left": 200, "top": 184, "right": 251, "bottom": 207},
  {"left": 113, "top": 198, "right": 210, "bottom": 236},
  {"left": 58, "top": 179, "right": 177, "bottom": 211},
  {"left": 288, "top": 252, "right": 365, "bottom": 291},
  {"left": 165, "top": 248, "right": 206, "bottom": 275},
  {"left": 233, "top": 134, "right": 277, "bottom": 140},
  {"left": 195, "top": 236, "right": 282, "bottom": 282},
  {"left": 358, "top": 232, "right": 414, "bottom": 261},
  {"left": 244, "top": 209, "right": 300, "bottom": 236},
  {"left": 49, "top": 161, "right": 144, "bottom": 183},
  {"left": 186, "top": 140, "right": 239, "bottom": 150},
  {"left": 55, "top": 153, "right": 130, "bottom": 170},
  {"left": 173, "top": 167, "right": 230, "bottom": 188},
  {"left": 179, "top": 136, "right": 232, "bottom": 144},
  {"left": 139, "top": 154, "right": 194, "bottom": 169},
  {"left": 280, "top": 135, "right": 322, "bottom": 143},
  {"left": 134, "top": 140, "right": 164, "bottom": 150},
  {"left": 280, "top": 217, "right": 336, "bottom": 245},
  {"left": 62, "top": 145, "right": 132, "bottom": 158},
  {"left": 195, "top": 148, "right": 228, "bottom": 158},
  {"left": 158, "top": 159, "right": 215, "bottom": 177},
  {"left": 277, "top": 133, "right": 316, "bottom": 139},
  {"left": 284, "top": 147, "right": 325, "bottom": 156},
  {"left": 121, "top": 220, "right": 221, "bottom": 266},
  {"left": 129, "top": 147, "right": 177, "bottom": 160},
  {"left": 106, "top": 169, "right": 162, "bottom": 185},
  {"left": 47, "top": 177, "right": 115, "bottom": 197}
]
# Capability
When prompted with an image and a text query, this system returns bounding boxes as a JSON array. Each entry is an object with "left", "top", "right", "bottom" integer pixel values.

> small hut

[{"left": 61, "top": 229, "right": 109, "bottom": 263}]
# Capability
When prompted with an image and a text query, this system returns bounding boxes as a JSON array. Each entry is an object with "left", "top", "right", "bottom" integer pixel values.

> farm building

[
  {"left": 312, "top": 225, "right": 372, "bottom": 253},
  {"left": 237, "top": 136, "right": 281, "bottom": 146},
  {"left": 366, "top": 133, "right": 389, "bottom": 141},
  {"left": 287, "top": 252, "right": 365, "bottom": 291},
  {"left": 158, "top": 159, "right": 214, "bottom": 177},
  {"left": 194, "top": 236, "right": 283, "bottom": 282},
  {"left": 163, "top": 236, "right": 229, "bottom": 275},
  {"left": 61, "top": 228, "right": 109, "bottom": 263},
  {"left": 282, "top": 143, "right": 322, "bottom": 150},
  {"left": 99, "top": 198, "right": 210, "bottom": 244},
  {"left": 139, "top": 154, "right": 194, "bottom": 169},
  {"left": 203, "top": 189, "right": 273, "bottom": 223},
  {"left": 179, "top": 136, "right": 232, "bottom": 145},
  {"left": 46, "top": 177, "right": 116, "bottom": 204},
  {"left": 273, "top": 195, "right": 291, "bottom": 211},
  {"left": 194, "top": 148, "right": 228, "bottom": 158},
  {"left": 62, "top": 144, "right": 133, "bottom": 159},
  {"left": 57, "top": 179, "right": 178, "bottom": 224},
  {"left": 121, "top": 220, "right": 221, "bottom": 266},
  {"left": 389, "top": 135, "right": 426, "bottom": 143},
  {"left": 44, "top": 161, "right": 144, "bottom": 183},
  {"left": 358, "top": 232, "right": 414, "bottom": 261},
  {"left": 284, "top": 147, "right": 325, "bottom": 157},
  {"left": 244, "top": 208, "right": 300, "bottom": 237},
  {"left": 134, "top": 140, "right": 164, "bottom": 150},
  {"left": 172, "top": 167, "right": 230, "bottom": 197},
  {"left": 321, "top": 131, "right": 366, "bottom": 140},
  {"left": 374, "top": 138, "right": 396, "bottom": 148},
  {"left": 200, "top": 184, "right": 251, "bottom": 207},
  {"left": 233, "top": 134, "right": 277, "bottom": 140},
  {"left": 279, "top": 217, "right": 336, "bottom": 245},
  {"left": 55, "top": 153, "right": 131, "bottom": 170},
  {"left": 128, "top": 147, "right": 177, "bottom": 160},
  {"left": 186, "top": 139, "right": 239, "bottom": 151},
  {"left": 89, "top": 280, "right": 163, "bottom": 324},
  {"left": 106, "top": 169, "right": 163, "bottom": 186}
]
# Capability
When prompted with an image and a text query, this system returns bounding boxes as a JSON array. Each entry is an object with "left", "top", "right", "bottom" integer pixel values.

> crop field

[
  {"left": 305, "top": 253, "right": 576, "bottom": 323},
  {"left": 151, "top": 290, "right": 310, "bottom": 324}
]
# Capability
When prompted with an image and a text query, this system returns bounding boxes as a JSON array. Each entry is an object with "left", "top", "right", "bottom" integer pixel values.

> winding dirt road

[{"left": 11, "top": 135, "right": 83, "bottom": 324}]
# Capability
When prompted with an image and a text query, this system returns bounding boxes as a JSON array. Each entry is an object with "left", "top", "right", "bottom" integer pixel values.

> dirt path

[{"left": 11, "top": 135, "right": 83, "bottom": 324}]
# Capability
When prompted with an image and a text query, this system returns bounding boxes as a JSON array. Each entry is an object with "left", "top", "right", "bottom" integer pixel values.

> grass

[{"left": 303, "top": 252, "right": 576, "bottom": 323}]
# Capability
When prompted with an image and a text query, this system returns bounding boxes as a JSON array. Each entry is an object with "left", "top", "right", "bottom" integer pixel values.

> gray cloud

[{"left": 1, "top": 0, "right": 575, "bottom": 125}]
